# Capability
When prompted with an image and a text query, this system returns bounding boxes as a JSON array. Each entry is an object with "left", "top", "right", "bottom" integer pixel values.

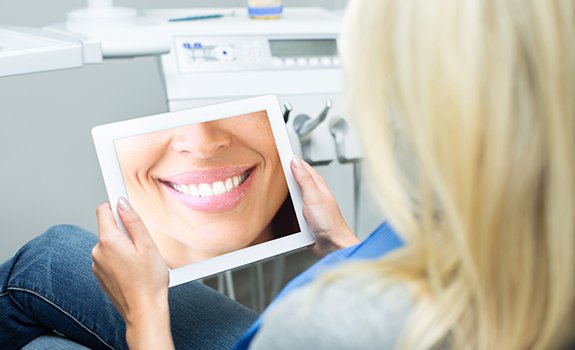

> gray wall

[{"left": 0, "top": 1, "right": 349, "bottom": 261}]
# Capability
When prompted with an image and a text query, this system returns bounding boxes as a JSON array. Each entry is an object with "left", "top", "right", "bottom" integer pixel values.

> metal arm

[
  {"left": 328, "top": 116, "right": 349, "bottom": 163},
  {"left": 329, "top": 116, "right": 363, "bottom": 233},
  {"left": 293, "top": 99, "right": 332, "bottom": 142},
  {"left": 292, "top": 99, "right": 332, "bottom": 165}
]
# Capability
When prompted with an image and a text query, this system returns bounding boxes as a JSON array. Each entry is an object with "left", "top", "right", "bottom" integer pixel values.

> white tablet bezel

[{"left": 92, "top": 95, "right": 314, "bottom": 287}]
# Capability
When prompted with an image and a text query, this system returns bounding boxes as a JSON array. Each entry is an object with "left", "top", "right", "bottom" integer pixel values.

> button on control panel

[{"left": 174, "top": 36, "right": 340, "bottom": 73}]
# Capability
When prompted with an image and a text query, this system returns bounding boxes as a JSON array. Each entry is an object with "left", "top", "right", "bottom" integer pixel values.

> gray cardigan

[{"left": 250, "top": 275, "right": 413, "bottom": 349}]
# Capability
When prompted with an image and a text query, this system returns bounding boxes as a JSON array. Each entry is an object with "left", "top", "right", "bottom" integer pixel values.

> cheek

[
  {"left": 120, "top": 156, "right": 157, "bottom": 184},
  {"left": 261, "top": 153, "right": 289, "bottom": 211},
  {"left": 117, "top": 148, "right": 164, "bottom": 182},
  {"left": 245, "top": 131, "right": 280, "bottom": 164},
  {"left": 271, "top": 172, "right": 289, "bottom": 201},
  {"left": 115, "top": 132, "right": 172, "bottom": 180}
]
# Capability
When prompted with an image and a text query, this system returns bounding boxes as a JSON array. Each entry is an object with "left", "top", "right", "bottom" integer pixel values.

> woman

[
  {"left": 114, "top": 111, "right": 299, "bottom": 266},
  {"left": 94, "top": 0, "right": 575, "bottom": 348},
  {"left": 2, "top": 0, "right": 574, "bottom": 348}
]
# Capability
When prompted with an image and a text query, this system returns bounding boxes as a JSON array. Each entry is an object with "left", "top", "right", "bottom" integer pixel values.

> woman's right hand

[
  {"left": 93, "top": 199, "right": 174, "bottom": 350},
  {"left": 291, "top": 155, "right": 359, "bottom": 258}
]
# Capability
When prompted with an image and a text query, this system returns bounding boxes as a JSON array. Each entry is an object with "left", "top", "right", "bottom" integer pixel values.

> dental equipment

[
  {"left": 48, "top": 0, "right": 171, "bottom": 58},
  {"left": 293, "top": 99, "right": 333, "bottom": 165},
  {"left": 0, "top": 26, "right": 102, "bottom": 77},
  {"left": 329, "top": 116, "right": 363, "bottom": 233},
  {"left": 168, "top": 14, "right": 225, "bottom": 22}
]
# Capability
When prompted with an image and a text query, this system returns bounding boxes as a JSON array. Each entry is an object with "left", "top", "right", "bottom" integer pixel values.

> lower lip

[{"left": 162, "top": 170, "right": 255, "bottom": 213}]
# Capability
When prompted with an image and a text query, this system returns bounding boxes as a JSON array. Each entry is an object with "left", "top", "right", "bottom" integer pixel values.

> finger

[
  {"left": 96, "top": 203, "right": 121, "bottom": 239},
  {"left": 116, "top": 197, "right": 154, "bottom": 246},
  {"left": 301, "top": 160, "right": 330, "bottom": 194},
  {"left": 291, "top": 155, "right": 321, "bottom": 201}
]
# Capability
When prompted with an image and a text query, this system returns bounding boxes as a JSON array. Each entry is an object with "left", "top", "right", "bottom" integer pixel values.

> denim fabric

[
  {"left": 0, "top": 225, "right": 258, "bottom": 350},
  {"left": 22, "top": 335, "right": 91, "bottom": 350}
]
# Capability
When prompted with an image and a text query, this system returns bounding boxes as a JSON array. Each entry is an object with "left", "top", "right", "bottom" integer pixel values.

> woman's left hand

[{"left": 93, "top": 198, "right": 174, "bottom": 350}]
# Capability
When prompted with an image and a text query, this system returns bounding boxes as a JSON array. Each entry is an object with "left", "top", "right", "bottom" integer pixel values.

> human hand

[
  {"left": 93, "top": 198, "right": 174, "bottom": 350},
  {"left": 291, "top": 156, "right": 359, "bottom": 258}
]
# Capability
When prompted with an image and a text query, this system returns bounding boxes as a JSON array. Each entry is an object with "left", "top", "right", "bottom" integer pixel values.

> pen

[{"left": 168, "top": 14, "right": 225, "bottom": 22}]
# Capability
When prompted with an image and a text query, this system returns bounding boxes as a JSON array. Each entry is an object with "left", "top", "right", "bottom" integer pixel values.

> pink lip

[
  {"left": 161, "top": 166, "right": 252, "bottom": 185},
  {"left": 160, "top": 168, "right": 255, "bottom": 213}
]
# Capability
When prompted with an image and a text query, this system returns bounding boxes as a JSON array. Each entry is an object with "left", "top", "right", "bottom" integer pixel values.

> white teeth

[
  {"left": 198, "top": 183, "right": 213, "bottom": 197},
  {"left": 180, "top": 184, "right": 190, "bottom": 195},
  {"left": 188, "top": 184, "right": 199, "bottom": 196},
  {"left": 212, "top": 181, "right": 226, "bottom": 195},
  {"left": 225, "top": 178, "right": 234, "bottom": 191},
  {"left": 171, "top": 171, "right": 250, "bottom": 197}
]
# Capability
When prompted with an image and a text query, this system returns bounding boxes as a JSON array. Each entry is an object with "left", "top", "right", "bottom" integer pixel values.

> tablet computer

[{"left": 92, "top": 95, "right": 313, "bottom": 287}]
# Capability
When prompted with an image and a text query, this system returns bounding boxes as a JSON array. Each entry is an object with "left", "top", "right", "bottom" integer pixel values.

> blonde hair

[{"left": 338, "top": 0, "right": 575, "bottom": 348}]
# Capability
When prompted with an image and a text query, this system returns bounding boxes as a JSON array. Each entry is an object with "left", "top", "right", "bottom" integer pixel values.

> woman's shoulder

[{"left": 250, "top": 273, "right": 414, "bottom": 350}]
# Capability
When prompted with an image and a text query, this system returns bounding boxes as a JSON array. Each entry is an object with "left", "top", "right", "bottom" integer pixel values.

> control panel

[{"left": 174, "top": 36, "right": 341, "bottom": 73}]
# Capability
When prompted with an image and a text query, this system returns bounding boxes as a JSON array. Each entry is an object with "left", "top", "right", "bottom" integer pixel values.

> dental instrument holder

[
  {"left": 54, "top": 0, "right": 171, "bottom": 58},
  {"left": 329, "top": 116, "right": 363, "bottom": 234},
  {"left": 293, "top": 99, "right": 333, "bottom": 166}
]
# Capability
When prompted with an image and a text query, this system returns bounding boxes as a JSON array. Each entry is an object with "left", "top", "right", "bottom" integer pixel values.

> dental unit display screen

[
  {"left": 112, "top": 110, "right": 300, "bottom": 269},
  {"left": 269, "top": 39, "right": 337, "bottom": 57}
]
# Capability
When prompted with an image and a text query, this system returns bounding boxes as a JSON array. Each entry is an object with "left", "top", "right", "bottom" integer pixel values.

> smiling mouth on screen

[{"left": 160, "top": 166, "right": 255, "bottom": 212}]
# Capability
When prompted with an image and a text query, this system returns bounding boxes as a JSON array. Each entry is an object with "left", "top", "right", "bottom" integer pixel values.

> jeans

[{"left": 0, "top": 225, "right": 258, "bottom": 350}]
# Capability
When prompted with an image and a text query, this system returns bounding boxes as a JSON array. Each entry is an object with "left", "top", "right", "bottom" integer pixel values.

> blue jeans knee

[{"left": 2, "top": 224, "right": 97, "bottom": 291}]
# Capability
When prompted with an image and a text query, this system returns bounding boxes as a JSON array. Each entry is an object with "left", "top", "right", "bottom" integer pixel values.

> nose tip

[{"left": 171, "top": 122, "right": 231, "bottom": 159}]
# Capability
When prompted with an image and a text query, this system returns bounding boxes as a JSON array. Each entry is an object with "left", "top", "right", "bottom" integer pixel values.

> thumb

[
  {"left": 291, "top": 155, "right": 320, "bottom": 202},
  {"left": 116, "top": 197, "right": 153, "bottom": 245}
]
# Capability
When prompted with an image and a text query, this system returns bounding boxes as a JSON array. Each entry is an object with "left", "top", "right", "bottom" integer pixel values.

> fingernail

[
  {"left": 118, "top": 197, "right": 131, "bottom": 211},
  {"left": 292, "top": 155, "right": 301, "bottom": 169}
]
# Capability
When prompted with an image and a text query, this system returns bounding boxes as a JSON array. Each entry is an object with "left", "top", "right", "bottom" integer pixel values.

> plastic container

[{"left": 247, "top": 0, "right": 283, "bottom": 20}]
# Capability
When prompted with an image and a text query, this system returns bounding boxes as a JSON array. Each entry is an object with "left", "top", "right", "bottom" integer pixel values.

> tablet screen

[{"left": 113, "top": 110, "right": 300, "bottom": 268}]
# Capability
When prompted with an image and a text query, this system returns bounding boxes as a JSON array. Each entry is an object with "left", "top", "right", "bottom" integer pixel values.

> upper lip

[{"left": 159, "top": 166, "right": 254, "bottom": 185}]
